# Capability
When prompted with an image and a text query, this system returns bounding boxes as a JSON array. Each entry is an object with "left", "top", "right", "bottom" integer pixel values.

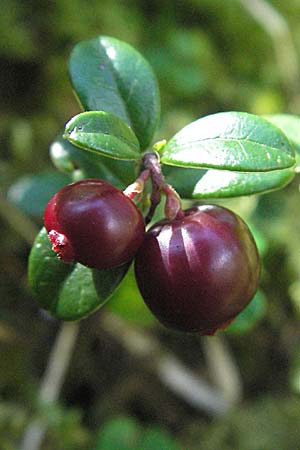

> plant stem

[
  {"left": 162, "top": 184, "right": 185, "bottom": 221},
  {"left": 202, "top": 334, "right": 243, "bottom": 406},
  {"left": 101, "top": 312, "right": 231, "bottom": 416},
  {"left": 19, "top": 322, "right": 80, "bottom": 450},
  {"left": 123, "top": 169, "right": 150, "bottom": 201},
  {"left": 142, "top": 152, "right": 184, "bottom": 223}
]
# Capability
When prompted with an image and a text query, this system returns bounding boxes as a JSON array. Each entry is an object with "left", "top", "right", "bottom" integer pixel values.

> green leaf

[
  {"left": 64, "top": 111, "right": 141, "bottom": 161},
  {"left": 225, "top": 290, "right": 267, "bottom": 334},
  {"left": 7, "top": 172, "right": 70, "bottom": 219},
  {"left": 28, "top": 228, "right": 129, "bottom": 321},
  {"left": 50, "top": 135, "right": 99, "bottom": 176},
  {"left": 50, "top": 136, "right": 136, "bottom": 190},
  {"left": 264, "top": 114, "right": 300, "bottom": 166},
  {"left": 163, "top": 165, "right": 295, "bottom": 198},
  {"left": 69, "top": 35, "right": 160, "bottom": 149},
  {"left": 161, "top": 111, "right": 295, "bottom": 172}
]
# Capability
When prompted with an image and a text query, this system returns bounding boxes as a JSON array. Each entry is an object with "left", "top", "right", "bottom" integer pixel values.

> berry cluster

[{"left": 44, "top": 153, "right": 260, "bottom": 335}]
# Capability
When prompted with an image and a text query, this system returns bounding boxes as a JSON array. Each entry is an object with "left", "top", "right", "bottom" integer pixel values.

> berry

[
  {"left": 134, "top": 205, "right": 260, "bottom": 335},
  {"left": 44, "top": 179, "right": 145, "bottom": 269}
]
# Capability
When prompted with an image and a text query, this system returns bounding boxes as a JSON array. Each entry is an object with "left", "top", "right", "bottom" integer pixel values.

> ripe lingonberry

[
  {"left": 134, "top": 204, "right": 260, "bottom": 334},
  {"left": 44, "top": 179, "right": 145, "bottom": 269}
]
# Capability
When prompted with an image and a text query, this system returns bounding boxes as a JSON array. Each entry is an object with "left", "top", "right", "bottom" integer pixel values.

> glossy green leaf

[
  {"left": 28, "top": 228, "right": 129, "bottom": 321},
  {"left": 264, "top": 114, "right": 300, "bottom": 166},
  {"left": 7, "top": 171, "right": 70, "bottom": 219},
  {"left": 163, "top": 165, "right": 295, "bottom": 198},
  {"left": 161, "top": 111, "right": 295, "bottom": 171},
  {"left": 50, "top": 136, "right": 136, "bottom": 190},
  {"left": 225, "top": 290, "right": 267, "bottom": 334},
  {"left": 69, "top": 35, "right": 160, "bottom": 149},
  {"left": 64, "top": 111, "right": 141, "bottom": 160}
]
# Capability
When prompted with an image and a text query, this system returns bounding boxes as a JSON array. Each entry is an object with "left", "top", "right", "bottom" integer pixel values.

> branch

[
  {"left": 101, "top": 312, "right": 234, "bottom": 416},
  {"left": 202, "top": 335, "right": 243, "bottom": 406},
  {"left": 19, "top": 322, "right": 80, "bottom": 450}
]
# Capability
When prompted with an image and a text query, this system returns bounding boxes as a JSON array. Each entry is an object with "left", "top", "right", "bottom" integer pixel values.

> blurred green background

[{"left": 1, "top": 1, "right": 300, "bottom": 449}]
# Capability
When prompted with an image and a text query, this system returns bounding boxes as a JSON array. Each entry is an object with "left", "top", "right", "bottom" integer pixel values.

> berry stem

[
  {"left": 142, "top": 152, "right": 184, "bottom": 223},
  {"left": 162, "top": 184, "right": 185, "bottom": 221},
  {"left": 123, "top": 169, "right": 150, "bottom": 201}
]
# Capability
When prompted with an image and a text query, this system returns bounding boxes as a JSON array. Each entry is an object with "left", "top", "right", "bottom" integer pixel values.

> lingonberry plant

[{"left": 28, "top": 35, "right": 300, "bottom": 333}]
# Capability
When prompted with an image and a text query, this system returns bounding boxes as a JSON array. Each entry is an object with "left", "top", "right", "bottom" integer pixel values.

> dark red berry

[
  {"left": 134, "top": 205, "right": 260, "bottom": 335},
  {"left": 44, "top": 179, "right": 145, "bottom": 269}
]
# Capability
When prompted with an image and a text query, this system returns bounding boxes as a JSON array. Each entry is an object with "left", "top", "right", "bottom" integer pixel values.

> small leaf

[
  {"left": 50, "top": 136, "right": 136, "bottom": 189},
  {"left": 69, "top": 35, "right": 160, "bottom": 149},
  {"left": 161, "top": 111, "right": 295, "bottom": 171},
  {"left": 28, "top": 228, "right": 129, "bottom": 320},
  {"left": 264, "top": 114, "right": 300, "bottom": 166},
  {"left": 28, "top": 228, "right": 73, "bottom": 310},
  {"left": 164, "top": 165, "right": 295, "bottom": 198},
  {"left": 64, "top": 111, "right": 141, "bottom": 161},
  {"left": 50, "top": 135, "right": 97, "bottom": 175},
  {"left": 7, "top": 172, "right": 70, "bottom": 219}
]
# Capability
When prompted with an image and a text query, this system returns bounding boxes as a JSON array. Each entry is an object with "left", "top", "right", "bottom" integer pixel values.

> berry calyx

[
  {"left": 44, "top": 179, "right": 145, "bottom": 269},
  {"left": 134, "top": 204, "right": 260, "bottom": 335}
]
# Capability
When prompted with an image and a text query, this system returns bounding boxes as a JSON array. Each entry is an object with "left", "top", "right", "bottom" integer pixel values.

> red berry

[
  {"left": 44, "top": 179, "right": 145, "bottom": 269},
  {"left": 134, "top": 205, "right": 260, "bottom": 335}
]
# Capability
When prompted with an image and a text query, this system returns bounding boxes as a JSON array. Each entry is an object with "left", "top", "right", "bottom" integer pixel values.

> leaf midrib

[{"left": 168, "top": 136, "right": 292, "bottom": 155}]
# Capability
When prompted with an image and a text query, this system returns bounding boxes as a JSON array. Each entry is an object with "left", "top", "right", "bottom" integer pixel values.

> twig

[
  {"left": 157, "top": 355, "right": 228, "bottom": 415},
  {"left": 101, "top": 312, "right": 233, "bottom": 416},
  {"left": 202, "top": 334, "right": 243, "bottom": 406},
  {"left": 19, "top": 322, "right": 80, "bottom": 450}
]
